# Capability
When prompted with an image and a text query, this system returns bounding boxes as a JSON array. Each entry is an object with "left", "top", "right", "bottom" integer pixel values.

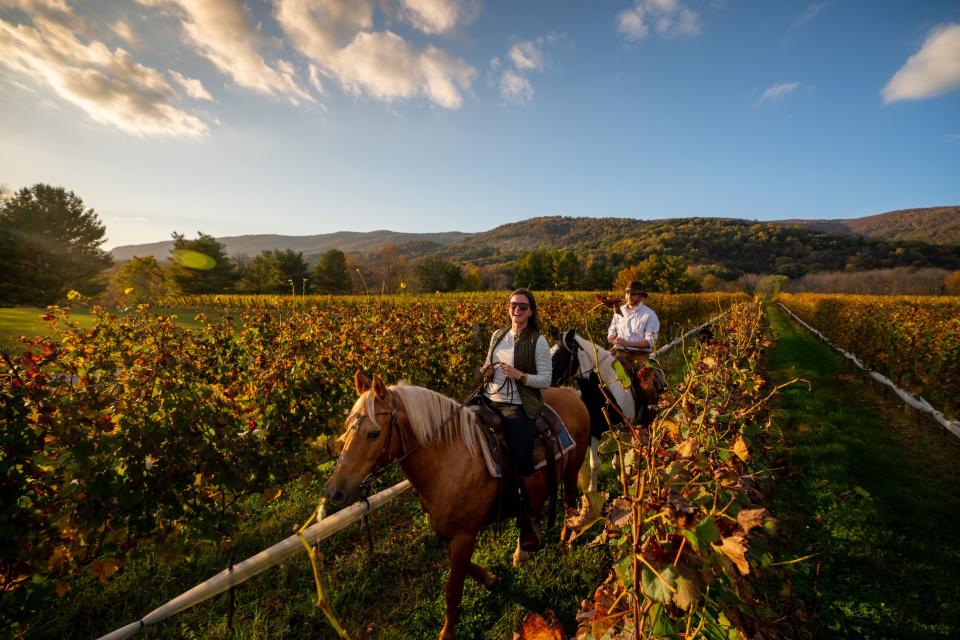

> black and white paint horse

[{"left": 550, "top": 329, "right": 661, "bottom": 492}]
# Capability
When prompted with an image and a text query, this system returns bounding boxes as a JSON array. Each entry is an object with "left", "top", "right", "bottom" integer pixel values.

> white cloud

[
  {"left": 500, "top": 69, "right": 532, "bottom": 104},
  {"left": 169, "top": 69, "right": 213, "bottom": 100},
  {"left": 141, "top": 0, "right": 313, "bottom": 104},
  {"left": 617, "top": 9, "right": 648, "bottom": 40},
  {"left": 307, "top": 63, "right": 325, "bottom": 94},
  {"left": 276, "top": 0, "right": 475, "bottom": 109},
  {"left": 331, "top": 31, "right": 473, "bottom": 108},
  {"left": 946, "top": 132, "right": 960, "bottom": 142},
  {"left": 618, "top": 0, "right": 701, "bottom": 40},
  {"left": 399, "top": 0, "right": 477, "bottom": 34},
  {"left": 110, "top": 19, "right": 138, "bottom": 47},
  {"left": 112, "top": 216, "right": 150, "bottom": 221},
  {"left": 882, "top": 23, "right": 960, "bottom": 103},
  {"left": 273, "top": 0, "right": 374, "bottom": 61},
  {"left": 757, "top": 81, "right": 800, "bottom": 104},
  {"left": 508, "top": 40, "right": 543, "bottom": 71},
  {"left": 793, "top": 2, "right": 829, "bottom": 29},
  {"left": 0, "top": 12, "right": 208, "bottom": 137},
  {"left": 493, "top": 35, "right": 564, "bottom": 106}
]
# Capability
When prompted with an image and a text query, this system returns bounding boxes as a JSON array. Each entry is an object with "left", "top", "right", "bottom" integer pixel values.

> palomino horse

[
  {"left": 550, "top": 330, "right": 661, "bottom": 493},
  {"left": 325, "top": 372, "right": 590, "bottom": 640}
]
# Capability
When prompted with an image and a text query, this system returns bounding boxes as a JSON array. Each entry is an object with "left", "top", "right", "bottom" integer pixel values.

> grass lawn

[
  {"left": 766, "top": 304, "right": 960, "bottom": 638},
  {"left": 0, "top": 307, "right": 212, "bottom": 349}
]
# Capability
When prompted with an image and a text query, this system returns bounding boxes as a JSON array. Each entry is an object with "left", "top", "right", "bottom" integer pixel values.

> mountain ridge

[{"left": 110, "top": 207, "right": 960, "bottom": 276}]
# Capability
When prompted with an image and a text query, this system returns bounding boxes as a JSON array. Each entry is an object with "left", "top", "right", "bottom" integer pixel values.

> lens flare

[{"left": 173, "top": 250, "right": 216, "bottom": 270}]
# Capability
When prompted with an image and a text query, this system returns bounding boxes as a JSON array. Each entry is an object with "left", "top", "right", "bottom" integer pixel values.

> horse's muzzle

[{"left": 324, "top": 479, "right": 357, "bottom": 506}]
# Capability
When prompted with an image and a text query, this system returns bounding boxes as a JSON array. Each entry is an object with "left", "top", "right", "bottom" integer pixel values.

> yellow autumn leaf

[
  {"left": 736, "top": 507, "right": 767, "bottom": 534},
  {"left": 677, "top": 436, "right": 699, "bottom": 459},
  {"left": 716, "top": 534, "right": 750, "bottom": 575},
  {"left": 733, "top": 435, "right": 749, "bottom": 461}
]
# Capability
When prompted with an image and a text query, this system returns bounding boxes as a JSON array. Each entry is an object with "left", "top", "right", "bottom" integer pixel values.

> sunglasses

[{"left": 509, "top": 302, "right": 530, "bottom": 311}]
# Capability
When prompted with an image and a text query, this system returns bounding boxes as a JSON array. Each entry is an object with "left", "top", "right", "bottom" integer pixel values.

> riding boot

[{"left": 518, "top": 469, "right": 549, "bottom": 552}]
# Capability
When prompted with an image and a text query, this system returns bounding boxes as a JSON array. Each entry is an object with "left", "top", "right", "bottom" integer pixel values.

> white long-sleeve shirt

[
  {"left": 482, "top": 330, "right": 552, "bottom": 405},
  {"left": 607, "top": 303, "right": 660, "bottom": 352}
]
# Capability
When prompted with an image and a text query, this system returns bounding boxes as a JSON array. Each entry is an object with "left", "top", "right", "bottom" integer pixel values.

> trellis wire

[{"left": 778, "top": 303, "right": 960, "bottom": 440}]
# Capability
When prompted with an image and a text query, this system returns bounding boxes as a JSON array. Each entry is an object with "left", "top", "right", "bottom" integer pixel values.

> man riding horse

[{"left": 607, "top": 280, "right": 660, "bottom": 390}]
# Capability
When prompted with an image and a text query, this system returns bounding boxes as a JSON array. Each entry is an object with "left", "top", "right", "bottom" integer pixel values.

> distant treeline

[{"left": 2, "top": 183, "right": 959, "bottom": 307}]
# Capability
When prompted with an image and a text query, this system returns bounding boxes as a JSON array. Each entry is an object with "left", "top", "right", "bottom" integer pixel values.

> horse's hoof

[
  {"left": 513, "top": 547, "right": 531, "bottom": 567},
  {"left": 485, "top": 574, "right": 500, "bottom": 592}
]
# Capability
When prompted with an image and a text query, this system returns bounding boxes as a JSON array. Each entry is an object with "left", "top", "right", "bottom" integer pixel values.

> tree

[
  {"left": 104, "top": 256, "right": 170, "bottom": 305},
  {"left": 273, "top": 249, "right": 310, "bottom": 294},
  {"left": 613, "top": 266, "right": 640, "bottom": 292},
  {"left": 313, "top": 249, "right": 353, "bottom": 294},
  {"left": 943, "top": 271, "right": 960, "bottom": 296},
  {"left": 551, "top": 250, "right": 581, "bottom": 290},
  {"left": 756, "top": 274, "right": 789, "bottom": 299},
  {"left": 239, "top": 249, "right": 310, "bottom": 294},
  {"left": 582, "top": 253, "right": 613, "bottom": 291},
  {"left": 238, "top": 252, "right": 282, "bottom": 293},
  {"left": 412, "top": 255, "right": 462, "bottom": 292},
  {"left": 514, "top": 250, "right": 553, "bottom": 289},
  {"left": 168, "top": 232, "right": 238, "bottom": 294},
  {"left": 635, "top": 254, "right": 697, "bottom": 293},
  {"left": 457, "top": 265, "right": 485, "bottom": 291},
  {"left": 0, "top": 184, "right": 113, "bottom": 305}
]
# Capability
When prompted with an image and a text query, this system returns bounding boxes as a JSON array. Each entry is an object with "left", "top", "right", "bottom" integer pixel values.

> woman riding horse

[
  {"left": 479, "top": 287, "right": 552, "bottom": 553},
  {"left": 325, "top": 373, "right": 590, "bottom": 639}
]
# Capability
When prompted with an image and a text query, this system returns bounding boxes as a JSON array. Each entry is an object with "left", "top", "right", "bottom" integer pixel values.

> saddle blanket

[{"left": 475, "top": 403, "right": 575, "bottom": 478}]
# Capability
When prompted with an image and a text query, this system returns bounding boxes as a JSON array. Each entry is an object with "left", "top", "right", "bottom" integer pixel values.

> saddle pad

[
  {"left": 473, "top": 402, "right": 575, "bottom": 479},
  {"left": 532, "top": 403, "right": 576, "bottom": 471},
  {"left": 476, "top": 415, "right": 503, "bottom": 478}
]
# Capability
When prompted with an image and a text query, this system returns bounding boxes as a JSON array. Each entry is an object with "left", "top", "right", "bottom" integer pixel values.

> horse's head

[
  {"left": 551, "top": 329, "right": 583, "bottom": 386},
  {"left": 325, "top": 371, "right": 404, "bottom": 507}
]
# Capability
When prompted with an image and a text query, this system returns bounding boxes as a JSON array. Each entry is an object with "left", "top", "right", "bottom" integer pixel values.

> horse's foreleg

[
  {"left": 466, "top": 561, "right": 498, "bottom": 591},
  {"left": 439, "top": 532, "right": 477, "bottom": 640}
]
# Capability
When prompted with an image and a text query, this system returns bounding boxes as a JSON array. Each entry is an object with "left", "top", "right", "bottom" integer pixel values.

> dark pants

[{"left": 495, "top": 403, "right": 538, "bottom": 476}]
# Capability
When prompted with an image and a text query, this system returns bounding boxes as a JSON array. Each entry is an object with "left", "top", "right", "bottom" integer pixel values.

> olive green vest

[{"left": 487, "top": 327, "right": 544, "bottom": 419}]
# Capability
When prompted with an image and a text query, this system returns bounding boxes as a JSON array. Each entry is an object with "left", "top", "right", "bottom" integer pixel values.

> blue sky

[{"left": 1, "top": 0, "right": 958, "bottom": 249}]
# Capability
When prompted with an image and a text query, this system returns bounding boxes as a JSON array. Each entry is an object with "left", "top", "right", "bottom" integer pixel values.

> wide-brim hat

[{"left": 624, "top": 281, "right": 648, "bottom": 297}]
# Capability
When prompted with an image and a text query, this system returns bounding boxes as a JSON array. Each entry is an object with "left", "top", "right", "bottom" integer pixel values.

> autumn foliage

[
  {"left": 779, "top": 293, "right": 960, "bottom": 418},
  {"left": 0, "top": 291, "right": 744, "bottom": 632}
]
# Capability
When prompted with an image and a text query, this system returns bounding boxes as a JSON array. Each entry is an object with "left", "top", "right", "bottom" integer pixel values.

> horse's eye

[{"left": 366, "top": 429, "right": 381, "bottom": 440}]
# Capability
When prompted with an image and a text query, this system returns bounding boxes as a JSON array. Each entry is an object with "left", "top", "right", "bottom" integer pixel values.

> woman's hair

[{"left": 509, "top": 288, "right": 540, "bottom": 332}]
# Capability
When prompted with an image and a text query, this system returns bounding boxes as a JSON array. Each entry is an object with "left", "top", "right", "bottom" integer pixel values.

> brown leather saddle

[{"left": 469, "top": 401, "right": 574, "bottom": 480}]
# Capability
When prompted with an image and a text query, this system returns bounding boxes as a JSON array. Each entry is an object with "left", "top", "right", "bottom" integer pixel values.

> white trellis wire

[{"left": 777, "top": 303, "right": 960, "bottom": 440}]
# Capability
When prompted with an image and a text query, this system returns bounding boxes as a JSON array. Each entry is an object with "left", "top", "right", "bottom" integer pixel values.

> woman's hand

[
  {"left": 481, "top": 363, "right": 495, "bottom": 383},
  {"left": 499, "top": 363, "right": 525, "bottom": 381}
]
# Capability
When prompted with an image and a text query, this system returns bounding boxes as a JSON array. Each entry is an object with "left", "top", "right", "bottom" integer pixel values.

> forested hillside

[
  {"left": 437, "top": 216, "right": 960, "bottom": 278},
  {"left": 771, "top": 206, "right": 960, "bottom": 246}
]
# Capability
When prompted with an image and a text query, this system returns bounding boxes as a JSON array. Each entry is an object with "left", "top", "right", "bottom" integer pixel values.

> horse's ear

[
  {"left": 548, "top": 326, "right": 561, "bottom": 341},
  {"left": 564, "top": 329, "right": 575, "bottom": 347},
  {"left": 372, "top": 374, "right": 388, "bottom": 400},
  {"left": 354, "top": 370, "right": 370, "bottom": 396}
]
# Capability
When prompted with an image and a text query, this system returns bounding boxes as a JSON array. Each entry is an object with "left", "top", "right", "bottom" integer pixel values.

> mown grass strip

[{"left": 766, "top": 304, "right": 960, "bottom": 638}]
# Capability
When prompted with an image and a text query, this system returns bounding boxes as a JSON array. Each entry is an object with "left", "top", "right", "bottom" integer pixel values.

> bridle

[
  {"left": 555, "top": 330, "right": 597, "bottom": 385},
  {"left": 342, "top": 390, "right": 419, "bottom": 498}
]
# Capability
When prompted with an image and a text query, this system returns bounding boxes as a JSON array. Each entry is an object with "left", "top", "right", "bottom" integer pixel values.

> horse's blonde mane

[{"left": 352, "top": 385, "right": 483, "bottom": 458}]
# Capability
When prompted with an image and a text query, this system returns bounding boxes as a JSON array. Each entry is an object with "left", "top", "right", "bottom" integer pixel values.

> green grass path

[{"left": 766, "top": 304, "right": 960, "bottom": 638}]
